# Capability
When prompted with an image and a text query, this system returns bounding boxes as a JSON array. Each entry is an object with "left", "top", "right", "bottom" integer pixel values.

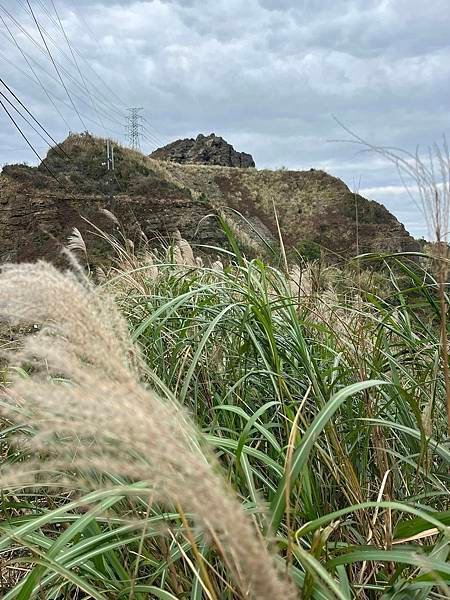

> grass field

[{"left": 0, "top": 230, "right": 449, "bottom": 599}]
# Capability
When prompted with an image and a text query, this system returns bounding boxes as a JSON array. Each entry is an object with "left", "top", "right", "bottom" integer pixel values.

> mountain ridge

[{"left": 0, "top": 133, "right": 419, "bottom": 265}]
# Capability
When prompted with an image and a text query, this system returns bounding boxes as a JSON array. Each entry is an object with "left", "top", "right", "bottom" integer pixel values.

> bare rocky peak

[{"left": 150, "top": 133, "right": 256, "bottom": 168}]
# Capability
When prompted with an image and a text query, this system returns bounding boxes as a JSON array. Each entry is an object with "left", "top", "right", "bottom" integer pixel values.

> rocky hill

[
  {"left": 150, "top": 133, "right": 255, "bottom": 168},
  {"left": 0, "top": 133, "right": 418, "bottom": 266}
]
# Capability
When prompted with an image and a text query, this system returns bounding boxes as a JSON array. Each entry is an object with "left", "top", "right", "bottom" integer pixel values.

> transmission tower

[{"left": 126, "top": 107, "right": 143, "bottom": 151}]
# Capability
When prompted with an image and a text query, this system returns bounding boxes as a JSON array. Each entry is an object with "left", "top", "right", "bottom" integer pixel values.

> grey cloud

[{"left": 0, "top": 0, "right": 448, "bottom": 238}]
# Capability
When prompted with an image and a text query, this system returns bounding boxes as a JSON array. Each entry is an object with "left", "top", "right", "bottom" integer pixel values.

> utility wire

[
  {"left": 0, "top": 95, "right": 60, "bottom": 181},
  {"left": 25, "top": 0, "right": 111, "bottom": 133},
  {"left": 47, "top": 0, "right": 127, "bottom": 109},
  {"left": 0, "top": 88, "right": 119, "bottom": 202},
  {"left": 0, "top": 29, "right": 124, "bottom": 130},
  {"left": 142, "top": 123, "right": 168, "bottom": 146},
  {"left": 1, "top": 83, "right": 123, "bottom": 201},
  {"left": 0, "top": 93, "right": 185, "bottom": 232},
  {"left": 142, "top": 125, "right": 165, "bottom": 145},
  {"left": 0, "top": 4, "right": 175, "bottom": 191},
  {"left": 70, "top": 2, "right": 99, "bottom": 48},
  {"left": 64, "top": 0, "right": 128, "bottom": 108},
  {"left": 26, "top": 0, "right": 87, "bottom": 130},
  {"left": 0, "top": 12, "right": 71, "bottom": 130},
  {"left": 0, "top": 77, "right": 70, "bottom": 157},
  {"left": 17, "top": 0, "right": 126, "bottom": 116},
  {"left": 49, "top": 0, "right": 107, "bottom": 136},
  {"left": 141, "top": 132, "right": 160, "bottom": 149},
  {"left": 142, "top": 128, "right": 166, "bottom": 147},
  {"left": 0, "top": 97, "right": 126, "bottom": 239},
  {"left": 0, "top": 50, "right": 123, "bottom": 136},
  {"left": 0, "top": 88, "right": 63, "bottom": 154},
  {"left": 0, "top": 4, "right": 124, "bottom": 126}
]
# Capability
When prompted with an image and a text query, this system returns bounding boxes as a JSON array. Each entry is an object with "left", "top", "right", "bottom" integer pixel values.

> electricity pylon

[{"left": 126, "top": 107, "right": 143, "bottom": 151}]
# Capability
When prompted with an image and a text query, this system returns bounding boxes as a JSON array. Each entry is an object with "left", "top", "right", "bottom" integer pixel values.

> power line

[
  {"left": 0, "top": 77, "right": 69, "bottom": 157},
  {"left": 0, "top": 100, "right": 130, "bottom": 239},
  {"left": 0, "top": 3, "right": 125, "bottom": 127},
  {"left": 46, "top": 0, "right": 128, "bottom": 109},
  {"left": 142, "top": 124, "right": 166, "bottom": 145},
  {"left": 33, "top": 0, "right": 119, "bottom": 132},
  {"left": 0, "top": 12, "right": 71, "bottom": 130},
  {"left": 0, "top": 92, "right": 122, "bottom": 202},
  {"left": 141, "top": 133, "right": 164, "bottom": 151},
  {"left": 49, "top": 0, "right": 107, "bottom": 136},
  {"left": 0, "top": 3, "right": 174, "bottom": 186},
  {"left": 0, "top": 31, "right": 124, "bottom": 131},
  {"left": 70, "top": 3, "right": 99, "bottom": 49},
  {"left": 17, "top": 0, "right": 127, "bottom": 116},
  {"left": 26, "top": 0, "right": 87, "bottom": 130},
  {"left": 0, "top": 92, "right": 186, "bottom": 224},
  {"left": 142, "top": 122, "right": 167, "bottom": 147},
  {"left": 0, "top": 49, "right": 123, "bottom": 137},
  {"left": 0, "top": 88, "right": 62, "bottom": 154},
  {"left": 66, "top": 0, "right": 128, "bottom": 109},
  {"left": 0, "top": 95, "right": 60, "bottom": 181}
]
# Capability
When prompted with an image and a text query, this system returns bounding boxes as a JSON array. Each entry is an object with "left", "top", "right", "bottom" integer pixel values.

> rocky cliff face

[
  {"left": 0, "top": 133, "right": 418, "bottom": 266},
  {"left": 150, "top": 133, "right": 256, "bottom": 168},
  {"left": 0, "top": 178, "right": 222, "bottom": 266}
]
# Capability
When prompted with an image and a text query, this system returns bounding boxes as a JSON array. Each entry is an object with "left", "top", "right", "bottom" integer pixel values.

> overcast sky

[{"left": 1, "top": 0, "right": 449, "bottom": 239}]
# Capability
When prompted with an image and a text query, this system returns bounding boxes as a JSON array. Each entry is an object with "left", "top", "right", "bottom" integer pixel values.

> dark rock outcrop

[{"left": 150, "top": 133, "right": 256, "bottom": 168}]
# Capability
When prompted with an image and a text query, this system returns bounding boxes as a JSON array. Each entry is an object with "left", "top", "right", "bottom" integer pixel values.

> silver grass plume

[
  {"left": 0, "top": 261, "right": 296, "bottom": 600},
  {"left": 66, "top": 227, "right": 87, "bottom": 255}
]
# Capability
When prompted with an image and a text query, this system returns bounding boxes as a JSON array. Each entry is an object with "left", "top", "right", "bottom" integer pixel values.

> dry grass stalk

[
  {"left": 289, "top": 265, "right": 313, "bottom": 300},
  {"left": 0, "top": 261, "right": 295, "bottom": 600},
  {"left": 337, "top": 125, "right": 450, "bottom": 435},
  {"left": 66, "top": 227, "right": 87, "bottom": 256},
  {"left": 174, "top": 229, "right": 196, "bottom": 267}
]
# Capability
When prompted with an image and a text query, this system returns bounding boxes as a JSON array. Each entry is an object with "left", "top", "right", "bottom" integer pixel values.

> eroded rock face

[
  {"left": 150, "top": 133, "right": 256, "bottom": 168},
  {"left": 0, "top": 176, "right": 224, "bottom": 267}
]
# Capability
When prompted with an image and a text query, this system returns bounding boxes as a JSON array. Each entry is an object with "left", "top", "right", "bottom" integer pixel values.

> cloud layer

[{"left": 1, "top": 0, "right": 449, "bottom": 238}]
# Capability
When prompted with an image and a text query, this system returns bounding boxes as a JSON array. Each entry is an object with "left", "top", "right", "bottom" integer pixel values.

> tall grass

[
  {"left": 336, "top": 124, "right": 450, "bottom": 436},
  {"left": 0, "top": 232, "right": 450, "bottom": 598}
]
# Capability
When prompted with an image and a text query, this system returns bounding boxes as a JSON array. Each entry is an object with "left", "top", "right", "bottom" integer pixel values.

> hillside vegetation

[{"left": 0, "top": 133, "right": 418, "bottom": 266}]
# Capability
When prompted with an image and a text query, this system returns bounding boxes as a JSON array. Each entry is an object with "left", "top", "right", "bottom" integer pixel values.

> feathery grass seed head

[{"left": 0, "top": 261, "right": 295, "bottom": 600}]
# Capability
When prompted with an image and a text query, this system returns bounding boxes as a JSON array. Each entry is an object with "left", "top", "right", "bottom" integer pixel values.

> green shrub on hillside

[{"left": 295, "top": 239, "right": 322, "bottom": 262}]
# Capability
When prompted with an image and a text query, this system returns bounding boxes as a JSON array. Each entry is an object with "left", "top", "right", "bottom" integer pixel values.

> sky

[{"left": 1, "top": 0, "right": 449, "bottom": 239}]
